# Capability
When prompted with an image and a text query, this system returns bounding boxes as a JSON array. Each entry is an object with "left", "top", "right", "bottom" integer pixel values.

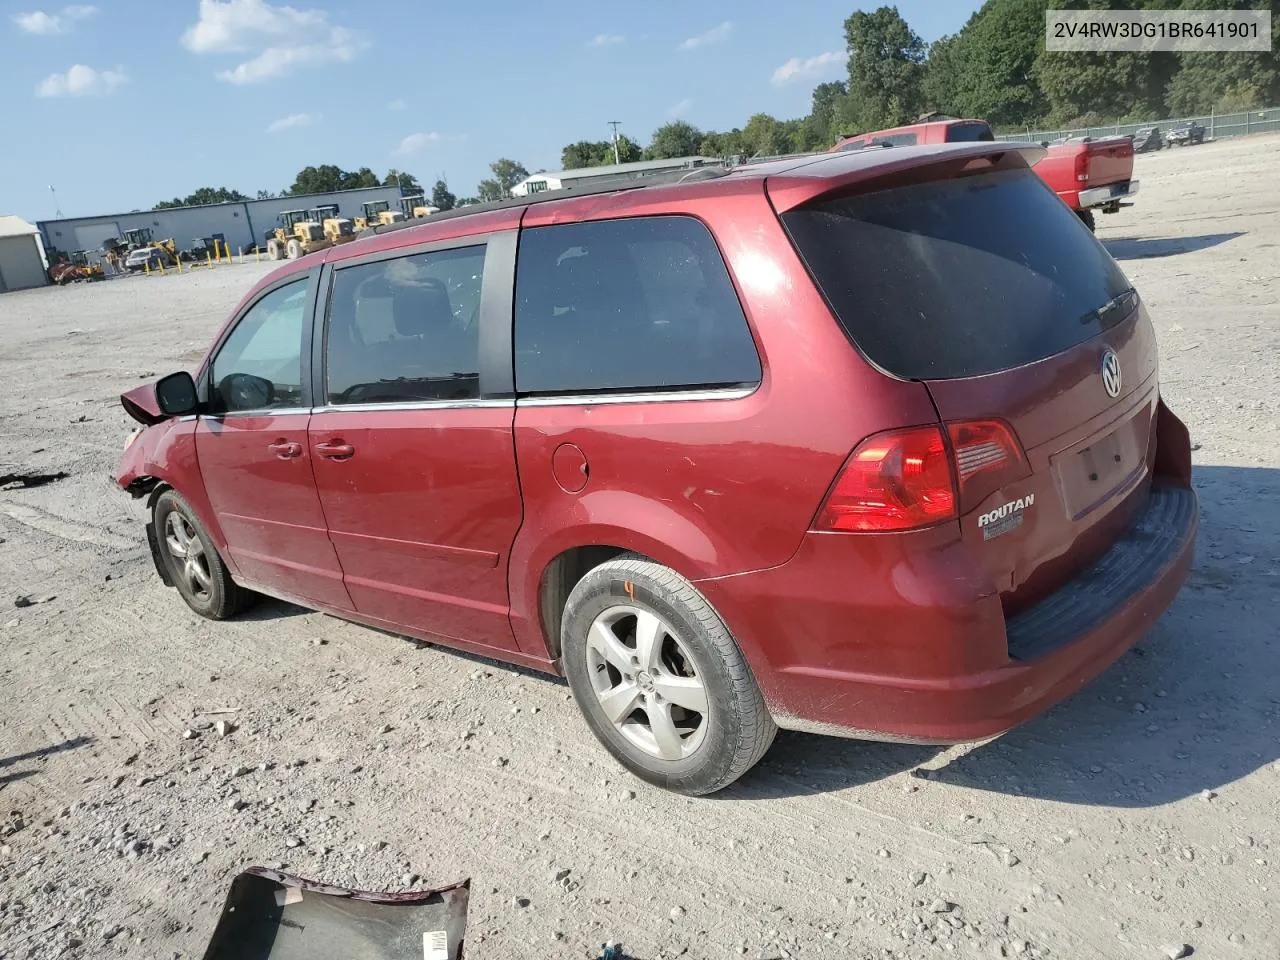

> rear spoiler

[{"left": 764, "top": 141, "right": 1046, "bottom": 214}]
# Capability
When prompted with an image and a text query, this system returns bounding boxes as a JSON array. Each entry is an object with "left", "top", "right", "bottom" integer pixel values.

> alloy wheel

[{"left": 585, "top": 604, "right": 709, "bottom": 761}]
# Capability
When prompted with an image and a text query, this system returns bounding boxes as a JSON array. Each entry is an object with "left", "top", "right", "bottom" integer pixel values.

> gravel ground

[{"left": 2, "top": 134, "right": 1278, "bottom": 960}]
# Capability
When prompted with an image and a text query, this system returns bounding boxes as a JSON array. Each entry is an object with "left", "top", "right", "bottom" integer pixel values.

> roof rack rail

[{"left": 360, "top": 164, "right": 735, "bottom": 238}]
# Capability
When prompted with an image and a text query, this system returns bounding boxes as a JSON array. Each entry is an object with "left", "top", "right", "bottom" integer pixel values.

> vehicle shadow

[
  {"left": 1, "top": 734, "right": 94, "bottom": 786},
  {"left": 1104, "top": 232, "right": 1244, "bottom": 259},
  {"left": 728, "top": 465, "right": 1279, "bottom": 807}
]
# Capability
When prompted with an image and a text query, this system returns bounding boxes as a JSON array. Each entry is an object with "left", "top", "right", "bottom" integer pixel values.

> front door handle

[
  {"left": 267, "top": 439, "right": 303, "bottom": 459},
  {"left": 314, "top": 440, "right": 355, "bottom": 460}
]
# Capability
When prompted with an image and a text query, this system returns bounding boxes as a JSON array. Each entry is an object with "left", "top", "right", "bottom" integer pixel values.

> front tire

[
  {"left": 561, "top": 555, "right": 776, "bottom": 795},
  {"left": 153, "top": 490, "right": 254, "bottom": 620},
  {"left": 266, "top": 238, "right": 282, "bottom": 261}
]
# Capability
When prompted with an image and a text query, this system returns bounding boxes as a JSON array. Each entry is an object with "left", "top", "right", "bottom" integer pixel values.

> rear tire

[
  {"left": 561, "top": 555, "right": 776, "bottom": 795},
  {"left": 286, "top": 238, "right": 302, "bottom": 260},
  {"left": 153, "top": 490, "right": 255, "bottom": 620},
  {"left": 1077, "top": 208, "right": 1096, "bottom": 232}
]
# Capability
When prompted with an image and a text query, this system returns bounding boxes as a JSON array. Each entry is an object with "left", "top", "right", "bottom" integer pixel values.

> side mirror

[
  {"left": 215, "top": 372, "right": 275, "bottom": 412},
  {"left": 156, "top": 371, "right": 199, "bottom": 416}
]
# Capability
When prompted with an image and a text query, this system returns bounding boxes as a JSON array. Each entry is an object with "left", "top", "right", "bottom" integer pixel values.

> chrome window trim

[
  {"left": 314, "top": 398, "right": 514, "bottom": 414},
  {"left": 515, "top": 385, "right": 758, "bottom": 407},
  {"left": 203, "top": 406, "right": 312, "bottom": 420},
  {"left": 194, "top": 387, "right": 754, "bottom": 417}
]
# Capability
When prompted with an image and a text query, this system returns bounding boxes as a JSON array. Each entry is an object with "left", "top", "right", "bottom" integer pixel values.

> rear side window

[
  {"left": 783, "top": 167, "right": 1132, "bottom": 380},
  {"left": 877, "top": 132, "right": 918, "bottom": 146},
  {"left": 945, "top": 122, "right": 995, "bottom": 142},
  {"left": 325, "top": 245, "right": 485, "bottom": 404},
  {"left": 514, "top": 216, "right": 761, "bottom": 395}
]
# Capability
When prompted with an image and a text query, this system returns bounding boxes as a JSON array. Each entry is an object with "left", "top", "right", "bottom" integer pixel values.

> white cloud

[
  {"left": 586, "top": 33, "right": 624, "bottom": 48},
  {"left": 678, "top": 21, "right": 731, "bottom": 51},
  {"left": 666, "top": 98, "right": 693, "bottom": 118},
  {"left": 771, "top": 50, "right": 844, "bottom": 87},
  {"left": 267, "top": 111, "right": 318, "bottom": 132},
  {"left": 393, "top": 132, "right": 442, "bottom": 156},
  {"left": 13, "top": 5, "right": 97, "bottom": 34},
  {"left": 181, "top": 0, "right": 365, "bottom": 84},
  {"left": 36, "top": 63, "right": 126, "bottom": 97},
  {"left": 387, "top": 98, "right": 406, "bottom": 111}
]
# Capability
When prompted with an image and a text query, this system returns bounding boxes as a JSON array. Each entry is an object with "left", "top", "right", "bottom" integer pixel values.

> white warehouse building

[
  {"left": 0, "top": 216, "right": 49, "bottom": 293},
  {"left": 36, "top": 186, "right": 405, "bottom": 257}
]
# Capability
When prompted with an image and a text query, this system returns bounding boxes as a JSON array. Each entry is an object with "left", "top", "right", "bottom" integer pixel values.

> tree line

[{"left": 157, "top": 1, "right": 1278, "bottom": 211}]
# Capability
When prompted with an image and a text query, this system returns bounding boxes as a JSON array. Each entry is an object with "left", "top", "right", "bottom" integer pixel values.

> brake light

[
  {"left": 1074, "top": 150, "right": 1090, "bottom": 183},
  {"left": 814, "top": 426, "right": 956, "bottom": 532},
  {"left": 948, "top": 420, "right": 1029, "bottom": 514}
]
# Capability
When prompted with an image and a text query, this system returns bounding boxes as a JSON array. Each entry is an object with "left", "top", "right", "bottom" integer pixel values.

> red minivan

[{"left": 117, "top": 141, "right": 1197, "bottom": 795}]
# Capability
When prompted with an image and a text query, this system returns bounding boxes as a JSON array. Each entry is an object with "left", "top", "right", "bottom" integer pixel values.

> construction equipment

[
  {"left": 354, "top": 200, "right": 405, "bottom": 230},
  {"left": 310, "top": 204, "right": 357, "bottom": 247},
  {"left": 123, "top": 227, "right": 153, "bottom": 249},
  {"left": 266, "top": 209, "right": 329, "bottom": 260},
  {"left": 399, "top": 195, "right": 440, "bottom": 219}
]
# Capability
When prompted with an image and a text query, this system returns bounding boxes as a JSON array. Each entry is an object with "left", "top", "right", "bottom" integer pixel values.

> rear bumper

[
  {"left": 1079, "top": 180, "right": 1139, "bottom": 208},
  {"left": 700, "top": 484, "right": 1196, "bottom": 744}
]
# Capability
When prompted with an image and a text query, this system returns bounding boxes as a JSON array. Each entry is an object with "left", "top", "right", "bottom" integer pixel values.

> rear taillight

[
  {"left": 948, "top": 419, "right": 1029, "bottom": 513},
  {"left": 815, "top": 420, "right": 1030, "bottom": 533},
  {"left": 813, "top": 426, "right": 956, "bottom": 532},
  {"left": 1074, "top": 150, "right": 1090, "bottom": 183}
]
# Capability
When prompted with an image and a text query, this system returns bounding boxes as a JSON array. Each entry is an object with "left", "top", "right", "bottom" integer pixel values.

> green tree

[
  {"left": 844, "top": 6, "right": 927, "bottom": 129},
  {"left": 923, "top": 0, "right": 1049, "bottom": 127},
  {"left": 800, "top": 81, "right": 848, "bottom": 147},
  {"left": 255, "top": 189, "right": 276, "bottom": 200},
  {"left": 476, "top": 158, "right": 529, "bottom": 200},
  {"left": 154, "top": 186, "right": 250, "bottom": 209},
  {"left": 741, "top": 113, "right": 791, "bottom": 157},
  {"left": 647, "top": 120, "right": 704, "bottom": 159},
  {"left": 561, "top": 140, "right": 610, "bottom": 168},
  {"left": 431, "top": 179, "right": 457, "bottom": 211},
  {"left": 383, "top": 169, "right": 423, "bottom": 194},
  {"left": 698, "top": 129, "right": 746, "bottom": 157},
  {"left": 611, "top": 134, "right": 644, "bottom": 164},
  {"left": 342, "top": 167, "right": 381, "bottom": 189},
  {"left": 289, "top": 164, "right": 346, "bottom": 194}
]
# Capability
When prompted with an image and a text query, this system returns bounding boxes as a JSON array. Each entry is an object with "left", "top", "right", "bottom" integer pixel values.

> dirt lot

[{"left": 2, "top": 134, "right": 1278, "bottom": 960}]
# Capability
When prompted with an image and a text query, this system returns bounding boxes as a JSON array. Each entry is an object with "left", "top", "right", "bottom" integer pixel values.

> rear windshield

[
  {"left": 782, "top": 167, "right": 1133, "bottom": 380},
  {"left": 945, "top": 122, "right": 994, "bottom": 142}
]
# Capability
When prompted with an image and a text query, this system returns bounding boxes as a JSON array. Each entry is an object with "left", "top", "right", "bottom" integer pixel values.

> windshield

[{"left": 781, "top": 167, "right": 1133, "bottom": 380}]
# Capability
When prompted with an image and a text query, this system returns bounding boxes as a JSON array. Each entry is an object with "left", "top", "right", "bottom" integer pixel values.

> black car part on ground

[{"left": 201, "top": 868, "right": 470, "bottom": 960}]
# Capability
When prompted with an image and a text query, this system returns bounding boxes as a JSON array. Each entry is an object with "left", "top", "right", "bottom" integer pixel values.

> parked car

[
  {"left": 831, "top": 118, "right": 1137, "bottom": 232},
  {"left": 124, "top": 247, "right": 164, "bottom": 272},
  {"left": 1132, "top": 126, "right": 1164, "bottom": 152},
  {"left": 116, "top": 141, "right": 1198, "bottom": 795},
  {"left": 1167, "top": 121, "right": 1205, "bottom": 146}
]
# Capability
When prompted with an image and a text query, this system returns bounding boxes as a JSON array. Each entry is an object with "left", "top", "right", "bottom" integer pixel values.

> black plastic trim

[{"left": 1006, "top": 484, "right": 1197, "bottom": 661}]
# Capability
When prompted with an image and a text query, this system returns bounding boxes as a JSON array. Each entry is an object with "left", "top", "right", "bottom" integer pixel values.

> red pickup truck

[{"left": 831, "top": 118, "right": 1137, "bottom": 231}]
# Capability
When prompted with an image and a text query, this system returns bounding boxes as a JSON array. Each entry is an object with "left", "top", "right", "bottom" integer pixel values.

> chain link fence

[{"left": 996, "top": 105, "right": 1280, "bottom": 143}]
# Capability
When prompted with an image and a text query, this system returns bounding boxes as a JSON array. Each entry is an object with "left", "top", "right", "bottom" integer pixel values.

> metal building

[
  {"left": 36, "top": 186, "right": 405, "bottom": 258},
  {"left": 0, "top": 216, "right": 49, "bottom": 293}
]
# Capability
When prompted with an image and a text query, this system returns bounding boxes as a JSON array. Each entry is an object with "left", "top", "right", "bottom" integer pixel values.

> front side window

[
  {"left": 325, "top": 245, "right": 486, "bottom": 405},
  {"left": 513, "top": 216, "right": 761, "bottom": 395},
  {"left": 209, "top": 279, "right": 307, "bottom": 412}
]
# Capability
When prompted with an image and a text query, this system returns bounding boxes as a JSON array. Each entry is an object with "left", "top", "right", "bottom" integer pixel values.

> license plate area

[{"left": 1053, "top": 414, "right": 1147, "bottom": 521}]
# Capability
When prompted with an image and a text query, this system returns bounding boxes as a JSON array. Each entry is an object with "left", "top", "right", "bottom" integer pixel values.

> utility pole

[
  {"left": 48, "top": 185, "right": 63, "bottom": 219},
  {"left": 608, "top": 121, "right": 622, "bottom": 164}
]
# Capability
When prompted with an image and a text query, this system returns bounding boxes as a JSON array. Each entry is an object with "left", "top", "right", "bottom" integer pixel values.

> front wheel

[
  {"left": 153, "top": 490, "right": 255, "bottom": 620},
  {"left": 561, "top": 555, "right": 776, "bottom": 795}
]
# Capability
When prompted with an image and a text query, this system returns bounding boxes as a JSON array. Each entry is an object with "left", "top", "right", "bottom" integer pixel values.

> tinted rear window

[
  {"left": 514, "top": 216, "right": 761, "bottom": 395},
  {"left": 945, "top": 122, "right": 994, "bottom": 142},
  {"left": 782, "top": 167, "right": 1133, "bottom": 380}
]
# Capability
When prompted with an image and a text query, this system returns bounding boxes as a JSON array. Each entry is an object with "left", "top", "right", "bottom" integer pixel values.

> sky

[{"left": 0, "top": 0, "right": 981, "bottom": 222}]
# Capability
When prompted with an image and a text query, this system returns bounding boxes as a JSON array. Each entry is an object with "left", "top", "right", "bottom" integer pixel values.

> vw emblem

[{"left": 1101, "top": 349, "right": 1122, "bottom": 399}]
